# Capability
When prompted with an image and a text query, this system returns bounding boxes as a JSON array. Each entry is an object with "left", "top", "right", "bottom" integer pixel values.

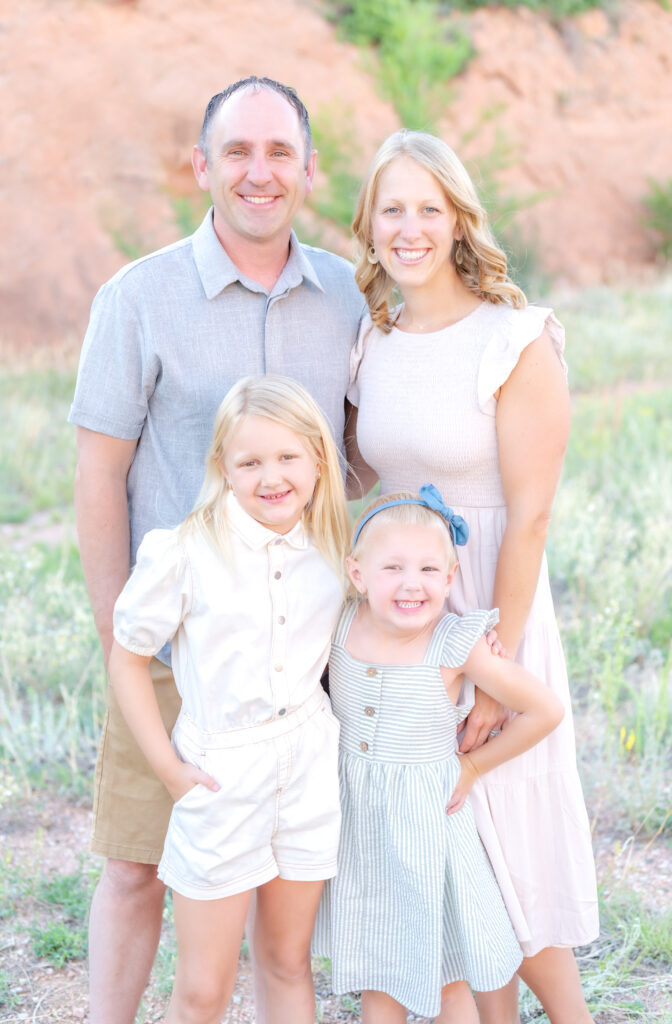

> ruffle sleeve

[
  {"left": 438, "top": 608, "right": 500, "bottom": 668},
  {"left": 346, "top": 314, "right": 376, "bottom": 408},
  {"left": 477, "top": 306, "right": 566, "bottom": 412},
  {"left": 113, "top": 528, "right": 193, "bottom": 656}
]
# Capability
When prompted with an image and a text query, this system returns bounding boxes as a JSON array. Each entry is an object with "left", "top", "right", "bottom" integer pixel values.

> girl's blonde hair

[
  {"left": 182, "top": 375, "right": 350, "bottom": 577},
  {"left": 352, "top": 130, "right": 527, "bottom": 333},
  {"left": 348, "top": 491, "right": 458, "bottom": 600}
]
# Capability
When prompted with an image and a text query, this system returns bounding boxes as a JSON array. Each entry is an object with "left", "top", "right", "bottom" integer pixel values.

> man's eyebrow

[{"left": 219, "top": 138, "right": 299, "bottom": 155}]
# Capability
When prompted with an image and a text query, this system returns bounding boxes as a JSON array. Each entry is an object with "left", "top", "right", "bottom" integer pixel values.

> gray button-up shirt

[{"left": 69, "top": 208, "right": 365, "bottom": 571}]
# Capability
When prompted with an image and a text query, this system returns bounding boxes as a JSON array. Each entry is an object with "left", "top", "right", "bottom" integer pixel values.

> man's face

[{"left": 193, "top": 87, "right": 316, "bottom": 250}]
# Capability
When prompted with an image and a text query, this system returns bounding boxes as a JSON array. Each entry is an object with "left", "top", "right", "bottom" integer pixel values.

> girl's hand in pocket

[
  {"left": 166, "top": 760, "right": 220, "bottom": 803},
  {"left": 446, "top": 754, "right": 479, "bottom": 817}
]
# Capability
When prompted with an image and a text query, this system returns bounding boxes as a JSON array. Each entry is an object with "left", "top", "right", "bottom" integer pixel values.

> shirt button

[
  {"left": 278, "top": 708, "right": 287, "bottom": 716},
  {"left": 274, "top": 664, "right": 283, "bottom": 672},
  {"left": 274, "top": 571, "right": 282, "bottom": 579},
  {"left": 364, "top": 706, "right": 375, "bottom": 717},
  {"left": 278, "top": 616, "right": 286, "bottom": 625},
  {"left": 366, "top": 667, "right": 377, "bottom": 677},
  {"left": 360, "top": 741, "right": 369, "bottom": 752}
]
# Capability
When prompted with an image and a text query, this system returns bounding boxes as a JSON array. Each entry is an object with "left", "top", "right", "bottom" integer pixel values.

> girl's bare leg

[
  {"left": 165, "top": 889, "right": 250, "bottom": 1024},
  {"left": 474, "top": 976, "right": 520, "bottom": 1024},
  {"left": 252, "top": 876, "right": 324, "bottom": 1024},
  {"left": 518, "top": 947, "right": 594, "bottom": 1024},
  {"left": 436, "top": 980, "right": 480, "bottom": 1024},
  {"left": 361, "top": 989, "right": 407, "bottom": 1024}
]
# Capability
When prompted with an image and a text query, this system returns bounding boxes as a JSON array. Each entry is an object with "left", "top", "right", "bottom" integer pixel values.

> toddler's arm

[
  {"left": 445, "top": 638, "right": 563, "bottom": 815},
  {"left": 109, "top": 641, "right": 220, "bottom": 802}
]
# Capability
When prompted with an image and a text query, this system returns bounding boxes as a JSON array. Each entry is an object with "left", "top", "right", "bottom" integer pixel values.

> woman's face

[{"left": 370, "top": 155, "right": 460, "bottom": 293}]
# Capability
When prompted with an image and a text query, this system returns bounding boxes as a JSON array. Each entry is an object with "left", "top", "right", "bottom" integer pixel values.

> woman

[{"left": 345, "top": 130, "right": 598, "bottom": 1024}]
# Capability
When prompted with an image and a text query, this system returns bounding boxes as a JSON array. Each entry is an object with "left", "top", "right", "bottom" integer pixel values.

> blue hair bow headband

[{"left": 352, "top": 484, "right": 469, "bottom": 548}]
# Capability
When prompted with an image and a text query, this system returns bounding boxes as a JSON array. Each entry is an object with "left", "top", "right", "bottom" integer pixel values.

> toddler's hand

[
  {"left": 485, "top": 628, "right": 509, "bottom": 659},
  {"left": 165, "top": 760, "right": 220, "bottom": 804},
  {"left": 446, "top": 754, "right": 479, "bottom": 816}
]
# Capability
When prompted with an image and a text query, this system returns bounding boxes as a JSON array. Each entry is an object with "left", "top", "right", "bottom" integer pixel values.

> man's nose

[{"left": 247, "top": 151, "right": 273, "bottom": 186}]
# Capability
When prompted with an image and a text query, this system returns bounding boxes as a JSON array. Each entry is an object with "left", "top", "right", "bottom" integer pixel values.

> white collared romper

[{"left": 113, "top": 497, "right": 343, "bottom": 900}]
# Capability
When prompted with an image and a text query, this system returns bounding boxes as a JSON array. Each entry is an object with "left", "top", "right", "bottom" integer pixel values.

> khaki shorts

[{"left": 91, "top": 659, "right": 182, "bottom": 865}]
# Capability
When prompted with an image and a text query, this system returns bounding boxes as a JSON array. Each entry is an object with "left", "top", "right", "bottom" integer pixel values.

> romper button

[
  {"left": 278, "top": 708, "right": 286, "bottom": 716},
  {"left": 274, "top": 571, "right": 282, "bottom": 579},
  {"left": 278, "top": 615, "right": 286, "bottom": 625},
  {"left": 360, "top": 741, "right": 369, "bottom": 752},
  {"left": 366, "top": 667, "right": 377, "bottom": 677},
  {"left": 364, "top": 706, "right": 375, "bottom": 717},
  {"left": 275, "top": 664, "right": 283, "bottom": 672}
]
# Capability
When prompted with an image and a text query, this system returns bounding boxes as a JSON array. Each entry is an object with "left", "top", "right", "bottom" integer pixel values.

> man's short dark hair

[{"left": 199, "top": 76, "right": 312, "bottom": 166}]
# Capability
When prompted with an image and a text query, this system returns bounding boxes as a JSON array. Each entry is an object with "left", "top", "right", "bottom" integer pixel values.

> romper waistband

[{"left": 174, "top": 687, "right": 328, "bottom": 750}]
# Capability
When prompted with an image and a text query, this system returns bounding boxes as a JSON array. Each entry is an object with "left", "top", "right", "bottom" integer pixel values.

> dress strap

[
  {"left": 332, "top": 600, "right": 358, "bottom": 647},
  {"left": 423, "top": 614, "right": 461, "bottom": 666}
]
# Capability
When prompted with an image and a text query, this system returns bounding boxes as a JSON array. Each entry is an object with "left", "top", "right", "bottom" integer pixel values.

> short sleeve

[
  {"left": 438, "top": 609, "right": 500, "bottom": 668},
  {"left": 477, "top": 306, "right": 566, "bottom": 412},
  {"left": 68, "top": 275, "right": 155, "bottom": 440},
  {"left": 346, "top": 314, "right": 376, "bottom": 408},
  {"left": 113, "top": 528, "right": 193, "bottom": 656}
]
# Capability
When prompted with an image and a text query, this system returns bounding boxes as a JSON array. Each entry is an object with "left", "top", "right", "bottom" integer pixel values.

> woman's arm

[
  {"left": 108, "top": 641, "right": 219, "bottom": 802},
  {"left": 459, "top": 328, "right": 570, "bottom": 752},
  {"left": 344, "top": 401, "right": 379, "bottom": 500},
  {"left": 446, "top": 638, "right": 564, "bottom": 813},
  {"left": 492, "top": 327, "right": 571, "bottom": 651}
]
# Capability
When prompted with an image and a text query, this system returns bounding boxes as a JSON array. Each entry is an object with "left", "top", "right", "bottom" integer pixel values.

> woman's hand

[
  {"left": 446, "top": 754, "right": 480, "bottom": 816},
  {"left": 485, "top": 628, "right": 509, "bottom": 659},
  {"left": 165, "top": 759, "right": 221, "bottom": 804},
  {"left": 458, "top": 687, "right": 508, "bottom": 752}
]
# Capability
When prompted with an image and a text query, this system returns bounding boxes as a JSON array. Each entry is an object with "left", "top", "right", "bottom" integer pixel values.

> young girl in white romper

[
  {"left": 108, "top": 375, "right": 350, "bottom": 1024},
  {"left": 314, "top": 487, "right": 564, "bottom": 1024}
]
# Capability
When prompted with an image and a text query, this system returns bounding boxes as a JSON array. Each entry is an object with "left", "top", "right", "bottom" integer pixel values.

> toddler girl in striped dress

[{"left": 314, "top": 486, "right": 564, "bottom": 1023}]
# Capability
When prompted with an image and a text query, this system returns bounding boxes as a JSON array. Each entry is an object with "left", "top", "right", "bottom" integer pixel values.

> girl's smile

[
  {"left": 347, "top": 521, "right": 458, "bottom": 640},
  {"left": 222, "top": 414, "right": 319, "bottom": 533}
]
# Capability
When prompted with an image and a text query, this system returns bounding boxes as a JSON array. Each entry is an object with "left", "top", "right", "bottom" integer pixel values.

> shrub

[{"left": 642, "top": 177, "right": 672, "bottom": 261}]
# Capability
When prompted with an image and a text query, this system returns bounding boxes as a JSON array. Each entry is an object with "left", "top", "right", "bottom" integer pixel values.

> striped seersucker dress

[{"left": 312, "top": 603, "right": 522, "bottom": 1018}]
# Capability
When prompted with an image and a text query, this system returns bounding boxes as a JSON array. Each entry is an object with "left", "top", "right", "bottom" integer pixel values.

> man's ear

[
  {"left": 192, "top": 145, "right": 209, "bottom": 192},
  {"left": 346, "top": 555, "right": 366, "bottom": 594},
  {"left": 304, "top": 149, "right": 318, "bottom": 197}
]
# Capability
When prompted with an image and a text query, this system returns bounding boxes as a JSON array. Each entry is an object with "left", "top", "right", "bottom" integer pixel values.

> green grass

[
  {"left": 1, "top": 282, "right": 671, "bottom": 1018},
  {"left": 0, "top": 368, "right": 77, "bottom": 522},
  {"left": 558, "top": 282, "right": 672, "bottom": 392}
]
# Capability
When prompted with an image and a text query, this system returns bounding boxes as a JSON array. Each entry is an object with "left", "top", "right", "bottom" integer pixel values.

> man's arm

[{"left": 74, "top": 426, "right": 138, "bottom": 667}]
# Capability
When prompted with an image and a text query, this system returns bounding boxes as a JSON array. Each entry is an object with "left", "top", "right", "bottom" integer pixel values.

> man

[{"left": 69, "top": 76, "right": 364, "bottom": 1024}]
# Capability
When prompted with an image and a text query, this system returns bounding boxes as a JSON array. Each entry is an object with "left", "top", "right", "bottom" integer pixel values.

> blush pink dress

[{"left": 348, "top": 301, "right": 599, "bottom": 957}]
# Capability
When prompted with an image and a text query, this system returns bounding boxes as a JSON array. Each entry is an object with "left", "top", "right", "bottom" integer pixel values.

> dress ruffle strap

[
  {"left": 477, "top": 307, "right": 567, "bottom": 412},
  {"left": 426, "top": 608, "right": 500, "bottom": 668}
]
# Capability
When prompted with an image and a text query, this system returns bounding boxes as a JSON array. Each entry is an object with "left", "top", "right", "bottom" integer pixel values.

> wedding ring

[{"left": 489, "top": 729, "right": 502, "bottom": 737}]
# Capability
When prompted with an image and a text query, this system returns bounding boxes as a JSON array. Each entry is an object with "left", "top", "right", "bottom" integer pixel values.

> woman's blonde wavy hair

[
  {"left": 181, "top": 375, "right": 350, "bottom": 580},
  {"left": 352, "top": 130, "right": 527, "bottom": 333}
]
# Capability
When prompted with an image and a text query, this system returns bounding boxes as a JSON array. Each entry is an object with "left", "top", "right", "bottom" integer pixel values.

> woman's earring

[
  {"left": 367, "top": 244, "right": 379, "bottom": 265},
  {"left": 454, "top": 240, "right": 464, "bottom": 266}
]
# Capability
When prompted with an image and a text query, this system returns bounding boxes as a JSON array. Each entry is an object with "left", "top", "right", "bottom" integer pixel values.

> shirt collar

[
  {"left": 192, "top": 208, "right": 325, "bottom": 300},
  {"left": 226, "top": 492, "right": 309, "bottom": 551}
]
